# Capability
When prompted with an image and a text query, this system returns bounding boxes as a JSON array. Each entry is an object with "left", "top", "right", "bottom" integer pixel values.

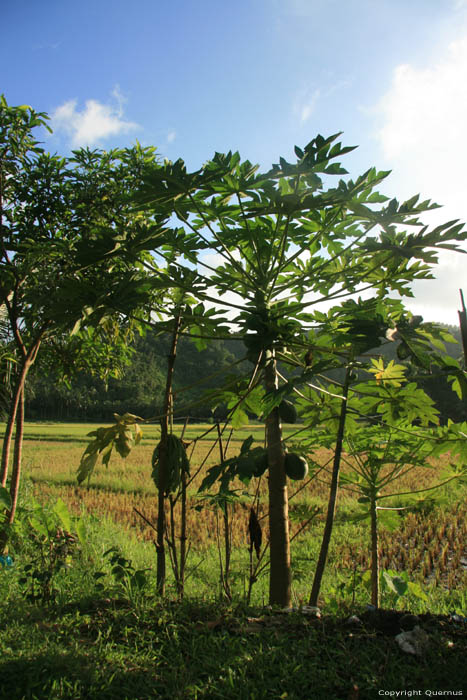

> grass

[
  {"left": 1, "top": 506, "right": 466, "bottom": 700},
  {"left": 1, "top": 421, "right": 466, "bottom": 699},
  {"left": 0, "top": 595, "right": 466, "bottom": 700},
  {"left": 12, "top": 421, "right": 467, "bottom": 589}
]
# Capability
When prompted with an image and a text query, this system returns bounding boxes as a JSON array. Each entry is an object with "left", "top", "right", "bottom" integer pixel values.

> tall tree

[
  {"left": 0, "top": 97, "right": 159, "bottom": 546},
  {"left": 129, "top": 136, "right": 466, "bottom": 606}
]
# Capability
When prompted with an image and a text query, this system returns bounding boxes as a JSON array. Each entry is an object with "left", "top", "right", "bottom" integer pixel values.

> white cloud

[
  {"left": 299, "top": 89, "right": 320, "bottom": 123},
  {"left": 167, "top": 130, "right": 176, "bottom": 144},
  {"left": 375, "top": 37, "right": 467, "bottom": 325},
  {"left": 294, "top": 78, "right": 351, "bottom": 126},
  {"left": 51, "top": 86, "right": 139, "bottom": 147}
]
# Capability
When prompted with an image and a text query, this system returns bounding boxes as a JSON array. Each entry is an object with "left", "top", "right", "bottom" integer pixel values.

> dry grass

[{"left": 3, "top": 421, "right": 466, "bottom": 587}]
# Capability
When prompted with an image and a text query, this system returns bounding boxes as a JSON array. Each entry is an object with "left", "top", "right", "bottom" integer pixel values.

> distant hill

[{"left": 24, "top": 323, "right": 465, "bottom": 424}]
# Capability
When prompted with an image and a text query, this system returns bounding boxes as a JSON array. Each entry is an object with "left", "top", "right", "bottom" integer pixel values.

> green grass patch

[{"left": 1, "top": 477, "right": 466, "bottom": 699}]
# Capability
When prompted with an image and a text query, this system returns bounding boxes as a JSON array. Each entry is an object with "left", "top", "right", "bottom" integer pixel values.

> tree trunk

[
  {"left": 8, "top": 389, "right": 24, "bottom": 522},
  {"left": 179, "top": 466, "right": 187, "bottom": 598},
  {"left": 309, "top": 366, "right": 351, "bottom": 606},
  {"left": 458, "top": 289, "right": 467, "bottom": 368},
  {"left": 0, "top": 388, "right": 24, "bottom": 552},
  {"left": 265, "top": 351, "right": 291, "bottom": 607},
  {"left": 156, "top": 313, "right": 182, "bottom": 595},
  {"left": 0, "top": 366, "right": 27, "bottom": 487},
  {"left": 0, "top": 400, "right": 16, "bottom": 488},
  {"left": 1, "top": 337, "right": 42, "bottom": 487},
  {"left": 370, "top": 495, "right": 380, "bottom": 608},
  {"left": 155, "top": 444, "right": 167, "bottom": 595}
]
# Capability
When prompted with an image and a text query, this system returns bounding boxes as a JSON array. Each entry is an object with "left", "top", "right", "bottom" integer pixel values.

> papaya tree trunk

[
  {"left": 458, "top": 289, "right": 467, "bottom": 369},
  {"left": 155, "top": 442, "right": 167, "bottom": 594},
  {"left": 309, "top": 365, "right": 351, "bottom": 606},
  {"left": 156, "top": 312, "right": 182, "bottom": 594},
  {"left": 177, "top": 416, "right": 190, "bottom": 599},
  {"left": 370, "top": 494, "right": 380, "bottom": 608},
  {"left": 179, "top": 465, "right": 187, "bottom": 598},
  {"left": 265, "top": 350, "right": 291, "bottom": 607},
  {"left": 370, "top": 493, "right": 379, "bottom": 608}
]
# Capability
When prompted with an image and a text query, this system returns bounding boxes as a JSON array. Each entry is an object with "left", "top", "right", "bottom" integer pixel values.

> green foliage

[
  {"left": 381, "top": 569, "right": 428, "bottom": 604},
  {"left": 198, "top": 435, "right": 268, "bottom": 493},
  {"left": 77, "top": 413, "right": 143, "bottom": 485},
  {"left": 17, "top": 499, "right": 80, "bottom": 605},
  {"left": 0, "top": 486, "right": 11, "bottom": 511},
  {"left": 123, "top": 132, "right": 466, "bottom": 606},
  {"left": 93, "top": 546, "right": 150, "bottom": 601},
  {"left": 4, "top": 96, "right": 466, "bottom": 609}
]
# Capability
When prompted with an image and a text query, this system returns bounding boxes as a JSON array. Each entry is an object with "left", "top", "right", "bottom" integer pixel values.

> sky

[{"left": 3, "top": 0, "right": 467, "bottom": 325}]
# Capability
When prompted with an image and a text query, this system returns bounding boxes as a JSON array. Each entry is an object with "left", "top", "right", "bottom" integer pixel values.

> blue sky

[{"left": 3, "top": 0, "right": 467, "bottom": 323}]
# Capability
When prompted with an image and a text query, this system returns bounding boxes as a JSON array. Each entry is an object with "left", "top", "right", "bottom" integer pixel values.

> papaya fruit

[
  {"left": 284, "top": 453, "right": 308, "bottom": 480},
  {"left": 253, "top": 452, "right": 268, "bottom": 477},
  {"left": 278, "top": 399, "right": 297, "bottom": 424}
]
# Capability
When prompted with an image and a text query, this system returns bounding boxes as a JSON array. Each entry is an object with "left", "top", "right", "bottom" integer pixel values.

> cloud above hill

[
  {"left": 377, "top": 37, "right": 467, "bottom": 213},
  {"left": 375, "top": 35, "right": 467, "bottom": 324}
]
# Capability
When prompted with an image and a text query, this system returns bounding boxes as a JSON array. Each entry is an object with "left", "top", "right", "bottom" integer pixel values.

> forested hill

[
  {"left": 25, "top": 333, "right": 244, "bottom": 422},
  {"left": 25, "top": 324, "right": 465, "bottom": 424}
]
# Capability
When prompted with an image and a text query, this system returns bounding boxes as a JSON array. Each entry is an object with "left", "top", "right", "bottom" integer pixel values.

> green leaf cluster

[{"left": 77, "top": 413, "right": 143, "bottom": 484}]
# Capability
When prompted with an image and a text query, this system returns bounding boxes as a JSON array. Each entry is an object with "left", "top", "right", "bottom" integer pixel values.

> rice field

[{"left": 3, "top": 421, "right": 467, "bottom": 593}]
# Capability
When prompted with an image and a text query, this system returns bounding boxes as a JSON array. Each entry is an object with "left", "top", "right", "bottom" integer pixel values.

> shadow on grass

[
  {"left": 0, "top": 652, "right": 159, "bottom": 700},
  {"left": 1, "top": 599, "right": 466, "bottom": 700},
  {"left": 23, "top": 434, "right": 91, "bottom": 444},
  {"left": 28, "top": 476, "right": 153, "bottom": 497}
]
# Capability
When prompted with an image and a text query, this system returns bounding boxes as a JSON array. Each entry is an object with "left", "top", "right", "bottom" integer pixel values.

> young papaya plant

[
  {"left": 296, "top": 301, "right": 467, "bottom": 607},
  {"left": 342, "top": 427, "right": 432, "bottom": 608}
]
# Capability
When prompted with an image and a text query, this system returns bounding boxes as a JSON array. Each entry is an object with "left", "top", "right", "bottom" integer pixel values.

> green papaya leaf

[
  {"left": 134, "top": 423, "right": 143, "bottom": 444},
  {"left": 240, "top": 435, "right": 255, "bottom": 454},
  {"left": 101, "top": 442, "right": 114, "bottom": 467},
  {"left": 77, "top": 451, "right": 99, "bottom": 485},
  {"left": 114, "top": 437, "right": 132, "bottom": 458},
  {"left": 230, "top": 407, "right": 249, "bottom": 429},
  {"left": 198, "top": 463, "right": 225, "bottom": 492}
]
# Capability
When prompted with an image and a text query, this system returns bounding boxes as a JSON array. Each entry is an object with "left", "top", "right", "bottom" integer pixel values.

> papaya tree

[{"left": 127, "top": 135, "right": 466, "bottom": 607}]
